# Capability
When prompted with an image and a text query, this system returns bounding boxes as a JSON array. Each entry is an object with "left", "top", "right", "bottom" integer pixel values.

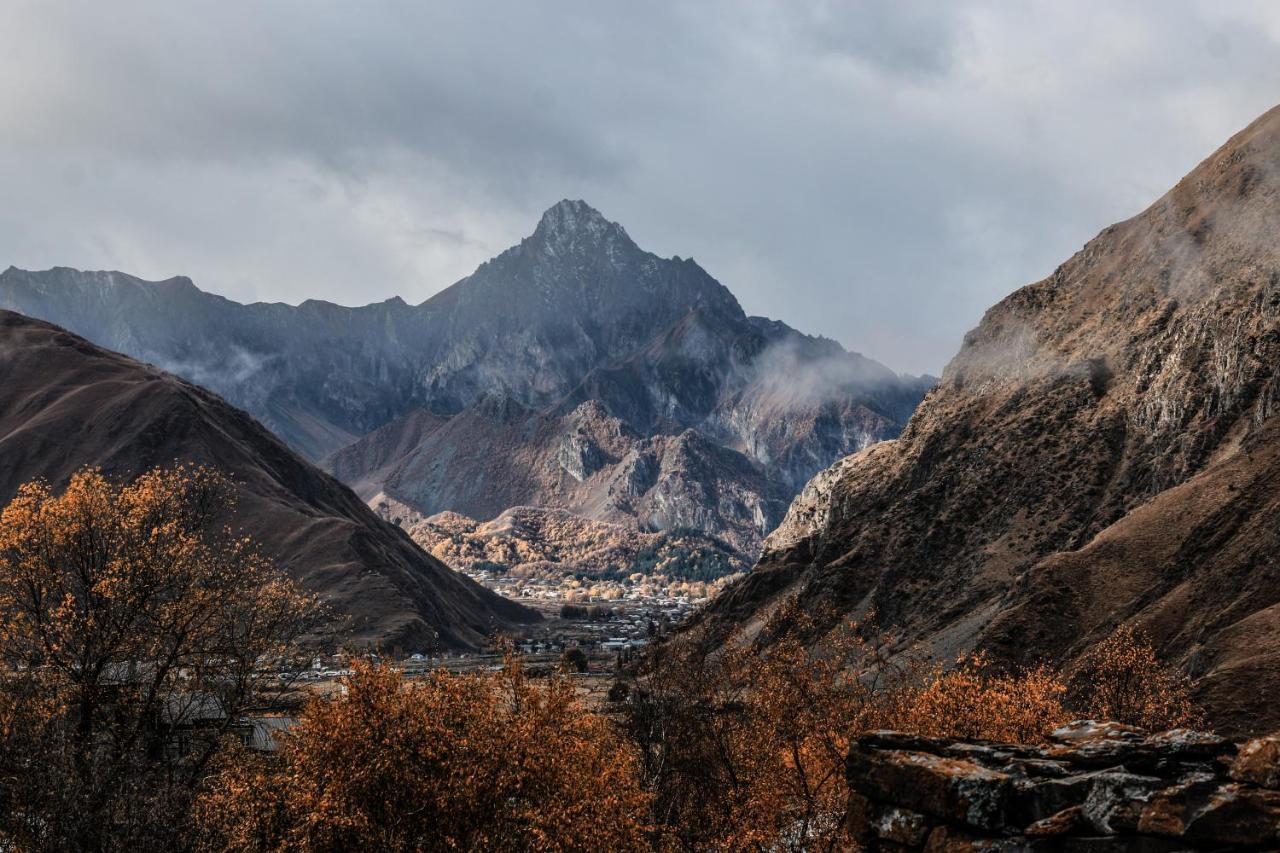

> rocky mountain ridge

[
  {"left": 392, "top": 504, "right": 749, "bottom": 587},
  {"left": 701, "top": 104, "right": 1280, "bottom": 733},
  {"left": 326, "top": 398, "right": 793, "bottom": 556},
  {"left": 0, "top": 201, "right": 931, "bottom": 557}
]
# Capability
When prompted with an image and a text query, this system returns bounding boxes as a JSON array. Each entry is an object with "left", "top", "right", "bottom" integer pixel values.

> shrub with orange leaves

[
  {"left": 196, "top": 656, "right": 652, "bottom": 852},
  {"left": 622, "top": 601, "right": 1086, "bottom": 851},
  {"left": 0, "top": 466, "right": 315, "bottom": 852},
  {"left": 1069, "top": 624, "right": 1202, "bottom": 731},
  {"left": 620, "top": 604, "right": 912, "bottom": 852},
  {"left": 890, "top": 654, "right": 1069, "bottom": 744}
]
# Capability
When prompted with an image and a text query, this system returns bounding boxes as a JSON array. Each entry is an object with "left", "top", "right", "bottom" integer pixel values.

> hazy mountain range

[{"left": 0, "top": 201, "right": 932, "bottom": 559}]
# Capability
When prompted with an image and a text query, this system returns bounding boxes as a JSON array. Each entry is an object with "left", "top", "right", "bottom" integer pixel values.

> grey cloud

[
  {"left": 790, "top": 0, "right": 967, "bottom": 76},
  {"left": 0, "top": 1, "right": 1278, "bottom": 374}
]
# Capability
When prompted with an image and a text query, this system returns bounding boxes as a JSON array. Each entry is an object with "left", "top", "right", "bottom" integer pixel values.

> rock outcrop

[
  {"left": 847, "top": 722, "right": 1280, "bottom": 850},
  {"left": 326, "top": 398, "right": 793, "bottom": 557},
  {"left": 0, "top": 311, "right": 537, "bottom": 650},
  {"left": 391, "top": 504, "right": 750, "bottom": 584},
  {"left": 699, "top": 105, "right": 1280, "bottom": 732}
]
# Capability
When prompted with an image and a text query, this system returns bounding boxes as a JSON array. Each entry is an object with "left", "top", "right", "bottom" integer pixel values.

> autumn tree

[
  {"left": 619, "top": 601, "right": 1074, "bottom": 851},
  {"left": 196, "top": 656, "right": 651, "bottom": 852},
  {"left": 889, "top": 654, "right": 1068, "bottom": 744},
  {"left": 560, "top": 645, "right": 589, "bottom": 673},
  {"left": 1069, "top": 624, "right": 1201, "bottom": 731},
  {"left": 619, "top": 605, "right": 904, "bottom": 851},
  {"left": 0, "top": 466, "right": 315, "bottom": 852}
]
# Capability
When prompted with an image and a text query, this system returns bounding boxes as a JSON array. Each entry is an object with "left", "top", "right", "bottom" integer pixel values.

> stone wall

[{"left": 846, "top": 721, "right": 1280, "bottom": 850}]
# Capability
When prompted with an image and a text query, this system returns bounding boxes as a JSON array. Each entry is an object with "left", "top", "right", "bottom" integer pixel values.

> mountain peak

[
  {"left": 538, "top": 198, "right": 609, "bottom": 227},
  {"left": 529, "top": 200, "right": 634, "bottom": 258}
]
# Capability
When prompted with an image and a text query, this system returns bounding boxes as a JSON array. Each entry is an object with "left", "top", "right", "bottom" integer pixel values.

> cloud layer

[{"left": 1, "top": 1, "right": 1278, "bottom": 373}]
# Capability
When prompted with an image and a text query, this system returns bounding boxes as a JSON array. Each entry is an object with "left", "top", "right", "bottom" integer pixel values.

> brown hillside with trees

[
  {"left": 0, "top": 310, "right": 537, "bottom": 651},
  {"left": 699, "top": 104, "right": 1280, "bottom": 734},
  {"left": 0, "top": 468, "right": 1211, "bottom": 850}
]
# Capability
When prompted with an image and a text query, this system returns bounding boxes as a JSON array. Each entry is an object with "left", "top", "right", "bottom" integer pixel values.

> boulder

[
  {"left": 1143, "top": 729, "right": 1232, "bottom": 761},
  {"left": 1081, "top": 771, "right": 1165, "bottom": 834},
  {"left": 1145, "top": 783, "right": 1280, "bottom": 847},
  {"left": 1009, "top": 769, "right": 1109, "bottom": 824},
  {"left": 1025, "top": 805, "right": 1086, "bottom": 837},
  {"left": 845, "top": 726, "right": 1280, "bottom": 850},
  {"left": 1132, "top": 772, "right": 1219, "bottom": 838},
  {"left": 1231, "top": 735, "right": 1280, "bottom": 789},
  {"left": 1050, "top": 721, "right": 1145, "bottom": 745},
  {"left": 847, "top": 746, "right": 1012, "bottom": 831},
  {"left": 922, "top": 826, "right": 1028, "bottom": 852}
]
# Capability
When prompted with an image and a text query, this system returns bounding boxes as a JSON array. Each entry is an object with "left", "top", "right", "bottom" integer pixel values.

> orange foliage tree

[
  {"left": 891, "top": 654, "right": 1068, "bottom": 744},
  {"left": 620, "top": 601, "right": 1205, "bottom": 850},
  {"left": 196, "top": 655, "right": 652, "bottom": 852},
  {"left": 1069, "top": 623, "right": 1202, "bottom": 731},
  {"left": 620, "top": 602, "right": 1076, "bottom": 851},
  {"left": 0, "top": 466, "right": 315, "bottom": 852}
]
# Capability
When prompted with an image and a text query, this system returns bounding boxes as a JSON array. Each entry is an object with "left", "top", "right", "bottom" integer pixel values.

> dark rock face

[
  {"left": 699, "top": 105, "right": 1280, "bottom": 732},
  {"left": 846, "top": 722, "right": 1280, "bottom": 850},
  {"left": 847, "top": 747, "right": 1013, "bottom": 831},
  {"left": 0, "top": 200, "right": 929, "bottom": 555},
  {"left": 0, "top": 311, "right": 537, "bottom": 650}
]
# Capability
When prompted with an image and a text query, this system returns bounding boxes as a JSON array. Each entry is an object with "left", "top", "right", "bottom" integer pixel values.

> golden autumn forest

[{"left": 0, "top": 466, "right": 1198, "bottom": 852}]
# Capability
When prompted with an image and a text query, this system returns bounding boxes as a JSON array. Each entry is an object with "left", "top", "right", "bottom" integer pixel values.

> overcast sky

[{"left": 1, "top": 2, "right": 1278, "bottom": 374}]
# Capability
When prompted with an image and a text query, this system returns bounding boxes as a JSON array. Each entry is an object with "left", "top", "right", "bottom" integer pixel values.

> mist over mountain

[
  {"left": 0, "top": 310, "right": 536, "bottom": 650},
  {"left": 0, "top": 200, "right": 931, "bottom": 557},
  {"left": 698, "top": 105, "right": 1280, "bottom": 734}
]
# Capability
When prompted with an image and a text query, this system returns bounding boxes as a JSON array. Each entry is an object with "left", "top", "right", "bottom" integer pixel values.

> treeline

[
  {"left": 0, "top": 467, "right": 1199, "bottom": 852},
  {"left": 558, "top": 603, "right": 616, "bottom": 621}
]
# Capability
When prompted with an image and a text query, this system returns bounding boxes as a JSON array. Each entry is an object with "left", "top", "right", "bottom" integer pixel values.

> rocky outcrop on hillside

[
  {"left": 0, "top": 201, "right": 929, "bottom": 555},
  {"left": 389, "top": 504, "right": 749, "bottom": 584},
  {"left": 846, "top": 722, "right": 1280, "bottom": 850},
  {"left": 701, "top": 105, "right": 1280, "bottom": 732},
  {"left": 0, "top": 311, "right": 536, "bottom": 650},
  {"left": 326, "top": 397, "right": 794, "bottom": 557}
]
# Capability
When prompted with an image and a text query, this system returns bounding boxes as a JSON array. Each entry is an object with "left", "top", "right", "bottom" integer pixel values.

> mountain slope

[
  {"left": 701, "top": 104, "right": 1280, "bottom": 734},
  {"left": 0, "top": 200, "right": 929, "bottom": 554},
  {"left": 0, "top": 310, "right": 536, "bottom": 650},
  {"left": 394, "top": 505, "right": 750, "bottom": 587},
  {"left": 326, "top": 399, "right": 792, "bottom": 555}
]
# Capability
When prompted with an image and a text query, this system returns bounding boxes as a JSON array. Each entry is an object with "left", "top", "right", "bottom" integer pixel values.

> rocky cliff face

[
  {"left": 328, "top": 398, "right": 792, "bottom": 555},
  {"left": 702, "top": 105, "right": 1280, "bottom": 733},
  {"left": 0, "top": 311, "right": 537, "bottom": 650},
  {"left": 846, "top": 722, "right": 1280, "bottom": 849},
  {"left": 0, "top": 201, "right": 929, "bottom": 556},
  {"left": 391, "top": 505, "right": 750, "bottom": 585}
]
